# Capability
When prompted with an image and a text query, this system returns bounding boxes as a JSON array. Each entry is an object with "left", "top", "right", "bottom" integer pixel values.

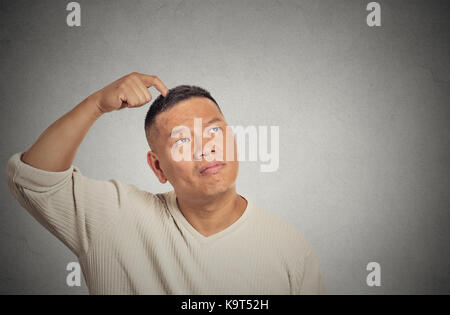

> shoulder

[{"left": 111, "top": 180, "right": 167, "bottom": 212}]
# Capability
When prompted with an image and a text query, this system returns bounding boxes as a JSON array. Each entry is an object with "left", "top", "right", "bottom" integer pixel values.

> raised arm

[
  {"left": 7, "top": 72, "right": 169, "bottom": 256},
  {"left": 22, "top": 72, "right": 169, "bottom": 171}
]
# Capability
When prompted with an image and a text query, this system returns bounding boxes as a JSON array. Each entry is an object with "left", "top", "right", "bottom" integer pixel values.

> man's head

[{"left": 144, "top": 85, "right": 239, "bottom": 201}]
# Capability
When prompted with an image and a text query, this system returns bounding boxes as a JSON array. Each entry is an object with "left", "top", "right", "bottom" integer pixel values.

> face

[{"left": 147, "top": 97, "right": 239, "bottom": 202}]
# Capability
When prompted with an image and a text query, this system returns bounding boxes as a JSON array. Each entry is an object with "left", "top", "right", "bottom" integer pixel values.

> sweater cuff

[{"left": 6, "top": 152, "right": 75, "bottom": 192}]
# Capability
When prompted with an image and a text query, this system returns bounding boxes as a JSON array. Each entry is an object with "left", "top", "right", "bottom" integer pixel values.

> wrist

[{"left": 84, "top": 93, "right": 105, "bottom": 119}]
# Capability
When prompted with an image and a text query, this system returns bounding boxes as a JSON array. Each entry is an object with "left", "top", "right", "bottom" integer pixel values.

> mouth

[{"left": 199, "top": 162, "right": 225, "bottom": 176}]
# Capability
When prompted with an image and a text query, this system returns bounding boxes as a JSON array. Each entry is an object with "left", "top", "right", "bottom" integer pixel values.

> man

[{"left": 6, "top": 72, "right": 327, "bottom": 294}]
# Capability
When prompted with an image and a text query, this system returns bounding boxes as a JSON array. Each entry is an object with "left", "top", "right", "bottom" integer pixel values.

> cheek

[
  {"left": 166, "top": 161, "right": 196, "bottom": 184},
  {"left": 223, "top": 131, "right": 238, "bottom": 161},
  {"left": 229, "top": 160, "right": 239, "bottom": 180}
]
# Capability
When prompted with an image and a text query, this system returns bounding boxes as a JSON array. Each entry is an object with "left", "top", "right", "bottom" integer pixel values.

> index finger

[{"left": 136, "top": 73, "right": 169, "bottom": 97}]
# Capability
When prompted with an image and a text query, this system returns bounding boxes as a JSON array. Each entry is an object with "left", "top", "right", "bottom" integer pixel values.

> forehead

[{"left": 155, "top": 97, "right": 224, "bottom": 133}]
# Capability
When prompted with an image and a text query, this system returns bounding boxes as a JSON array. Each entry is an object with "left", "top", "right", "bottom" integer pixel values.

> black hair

[{"left": 144, "top": 85, "right": 222, "bottom": 148}]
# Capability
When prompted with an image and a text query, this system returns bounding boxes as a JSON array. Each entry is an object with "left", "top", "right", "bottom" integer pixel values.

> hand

[{"left": 89, "top": 72, "right": 169, "bottom": 114}]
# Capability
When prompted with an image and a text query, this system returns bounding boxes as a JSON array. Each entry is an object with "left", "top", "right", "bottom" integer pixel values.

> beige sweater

[{"left": 6, "top": 152, "right": 327, "bottom": 295}]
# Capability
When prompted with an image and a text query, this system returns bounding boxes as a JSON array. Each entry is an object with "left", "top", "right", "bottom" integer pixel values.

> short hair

[{"left": 144, "top": 85, "right": 222, "bottom": 150}]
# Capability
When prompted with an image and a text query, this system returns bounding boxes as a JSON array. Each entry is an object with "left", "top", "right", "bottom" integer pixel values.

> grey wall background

[{"left": 1, "top": 0, "right": 449, "bottom": 294}]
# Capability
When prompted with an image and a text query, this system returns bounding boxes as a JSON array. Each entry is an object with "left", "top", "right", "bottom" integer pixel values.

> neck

[{"left": 175, "top": 186, "right": 247, "bottom": 237}]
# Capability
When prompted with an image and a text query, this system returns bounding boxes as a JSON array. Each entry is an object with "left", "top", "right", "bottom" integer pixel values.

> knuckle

[
  {"left": 126, "top": 73, "right": 138, "bottom": 83},
  {"left": 117, "top": 85, "right": 127, "bottom": 94}
]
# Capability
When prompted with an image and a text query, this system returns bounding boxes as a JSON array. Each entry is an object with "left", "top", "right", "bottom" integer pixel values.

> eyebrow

[
  {"left": 170, "top": 126, "right": 189, "bottom": 138},
  {"left": 167, "top": 117, "right": 225, "bottom": 138},
  {"left": 205, "top": 117, "right": 224, "bottom": 125}
]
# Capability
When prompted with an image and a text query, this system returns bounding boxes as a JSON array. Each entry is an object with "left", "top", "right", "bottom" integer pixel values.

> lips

[{"left": 199, "top": 162, "right": 225, "bottom": 175}]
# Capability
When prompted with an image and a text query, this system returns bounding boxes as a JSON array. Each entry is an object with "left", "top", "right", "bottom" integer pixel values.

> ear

[{"left": 147, "top": 151, "right": 168, "bottom": 184}]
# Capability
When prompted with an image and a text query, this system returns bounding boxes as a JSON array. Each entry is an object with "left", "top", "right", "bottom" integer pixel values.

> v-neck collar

[{"left": 163, "top": 190, "right": 253, "bottom": 244}]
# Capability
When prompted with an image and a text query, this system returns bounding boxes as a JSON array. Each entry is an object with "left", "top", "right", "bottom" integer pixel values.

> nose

[
  {"left": 194, "top": 143, "right": 216, "bottom": 160},
  {"left": 193, "top": 134, "right": 216, "bottom": 161}
]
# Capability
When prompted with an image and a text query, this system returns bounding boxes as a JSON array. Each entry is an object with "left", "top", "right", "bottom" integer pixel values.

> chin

[
  {"left": 200, "top": 181, "right": 234, "bottom": 197},
  {"left": 191, "top": 169, "right": 238, "bottom": 198}
]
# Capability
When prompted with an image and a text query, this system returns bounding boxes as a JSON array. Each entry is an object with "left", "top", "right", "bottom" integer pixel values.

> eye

[
  {"left": 175, "top": 137, "right": 191, "bottom": 145},
  {"left": 209, "top": 126, "right": 221, "bottom": 134}
]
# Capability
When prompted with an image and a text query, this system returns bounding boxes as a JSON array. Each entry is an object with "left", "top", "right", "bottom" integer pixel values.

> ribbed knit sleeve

[
  {"left": 294, "top": 246, "right": 328, "bottom": 295},
  {"left": 5, "top": 152, "right": 122, "bottom": 257}
]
